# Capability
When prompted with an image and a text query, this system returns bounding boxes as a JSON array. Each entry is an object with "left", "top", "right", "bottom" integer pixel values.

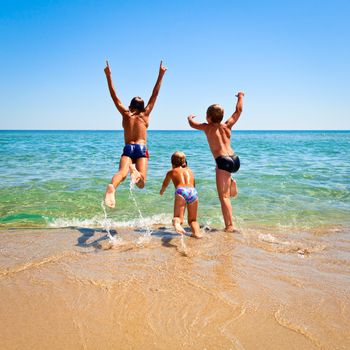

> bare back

[
  {"left": 169, "top": 167, "right": 195, "bottom": 188},
  {"left": 122, "top": 111, "right": 149, "bottom": 144},
  {"left": 204, "top": 123, "right": 235, "bottom": 159}
]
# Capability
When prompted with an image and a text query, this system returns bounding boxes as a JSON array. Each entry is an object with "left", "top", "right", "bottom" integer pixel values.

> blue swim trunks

[
  {"left": 122, "top": 144, "right": 149, "bottom": 161},
  {"left": 175, "top": 187, "right": 198, "bottom": 204}
]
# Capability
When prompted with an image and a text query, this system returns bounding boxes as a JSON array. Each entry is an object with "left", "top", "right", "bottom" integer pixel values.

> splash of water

[
  {"left": 129, "top": 180, "right": 153, "bottom": 244},
  {"left": 177, "top": 234, "right": 189, "bottom": 256},
  {"left": 180, "top": 234, "right": 187, "bottom": 250},
  {"left": 100, "top": 201, "right": 118, "bottom": 244}
]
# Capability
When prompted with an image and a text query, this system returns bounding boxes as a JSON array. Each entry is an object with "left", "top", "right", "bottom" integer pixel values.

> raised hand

[
  {"left": 104, "top": 60, "right": 111, "bottom": 76},
  {"left": 235, "top": 92, "right": 245, "bottom": 98},
  {"left": 159, "top": 60, "right": 167, "bottom": 74},
  {"left": 187, "top": 114, "right": 196, "bottom": 121}
]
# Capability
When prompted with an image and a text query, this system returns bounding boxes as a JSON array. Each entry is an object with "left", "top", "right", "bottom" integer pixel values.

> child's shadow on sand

[
  {"left": 153, "top": 226, "right": 187, "bottom": 249},
  {"left": 130, "top": 227, "right": 177, "bottom": 248},
  {"left": 76, "top": 227, "right": 117, "bottom": 248}
]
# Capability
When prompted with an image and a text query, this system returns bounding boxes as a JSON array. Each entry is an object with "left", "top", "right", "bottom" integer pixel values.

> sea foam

[{"left": 47, "top": 213, "right": 172, "bottom": 230}]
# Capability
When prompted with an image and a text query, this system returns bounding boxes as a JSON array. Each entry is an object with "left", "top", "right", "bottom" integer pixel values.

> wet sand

[{"left": 1, "top": 225, "right": 349, "bottom": 350}]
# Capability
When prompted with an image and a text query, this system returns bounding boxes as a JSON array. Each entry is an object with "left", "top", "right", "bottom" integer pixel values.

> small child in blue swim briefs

[{"left": 160, "top": 152, "right": 202, "bottom": 238}]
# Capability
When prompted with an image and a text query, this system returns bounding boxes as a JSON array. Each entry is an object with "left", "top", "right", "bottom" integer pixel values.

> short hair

[
  {"left": 171, "top": 151, "right": 187, "bottom": 168},
  {"left": 207, "top": 104, "right": 224, "bottom": 123},
  {"left": 129, "top": 96, "right": 145, "bottom": 112}
]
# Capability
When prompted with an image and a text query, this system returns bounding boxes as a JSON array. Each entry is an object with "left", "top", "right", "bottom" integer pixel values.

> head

[
  {"left": 171, "top": 151, "right": 187, "bottom": 168},
  {"left": 129, "top": 96, "right": 145, "bottom": 113},
  {"left": 206, "top": 104, "right": 224, "bottom": 124}
]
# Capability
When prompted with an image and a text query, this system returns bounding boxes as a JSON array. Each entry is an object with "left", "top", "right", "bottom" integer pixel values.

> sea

[
  {"left": 1, "top": 130, "right": 350, "bottom": 349},
  {"left": 0, "top": 130, "right": 349, "bottom": 231}
]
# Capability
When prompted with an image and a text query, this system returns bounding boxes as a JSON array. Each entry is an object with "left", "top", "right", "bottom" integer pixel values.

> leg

[
  {"left": 230, "top": 178, "right": 238, "bottom": 197},
  {"left": 216, "top": 168, "right": 234, "bottom": 232},
  {"left": 187, "top": 200, "right": 202, "bottom": 238},
  {"left": 104, "top": 156, "right": 131, "bottom": 208},
  {"left": 173, "top": 195, "right": 186, "bottom": 234},
  {"left": 132, "top": 157, "right": 148, "bottom": 189}
]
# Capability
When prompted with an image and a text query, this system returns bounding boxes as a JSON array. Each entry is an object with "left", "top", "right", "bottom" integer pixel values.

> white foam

[
  {"left": 259, "top": 233, "right": 279, "bottom": 244},
  {"left": 47, "top": 213, "right": 172, "bottom": 230},
  {"left": 258, "top": 233, "right": 327, "bottom": 255}
]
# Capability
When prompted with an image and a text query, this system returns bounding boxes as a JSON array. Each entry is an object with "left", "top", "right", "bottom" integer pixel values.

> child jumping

[
  {"left": 187, "top": 92, "right": 244, "bottom": 232},
  {"left": 104, "top": 60, "right": 167, "bottom": 208},
  {"left": 160, "top": 152, "right": 202, "bottom": 238}
]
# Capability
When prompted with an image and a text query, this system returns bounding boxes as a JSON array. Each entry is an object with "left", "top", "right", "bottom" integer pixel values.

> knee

[{"left": 219, "top": 193, "right": 230, "bottom": 201}]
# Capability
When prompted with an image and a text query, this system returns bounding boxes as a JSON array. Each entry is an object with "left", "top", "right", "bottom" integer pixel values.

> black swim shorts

[{"left": 215, "top": 154, "right": 240, "bottom": 173}]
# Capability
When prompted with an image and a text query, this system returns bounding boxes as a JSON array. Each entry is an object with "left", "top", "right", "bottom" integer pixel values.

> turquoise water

[{"left": 0, "top": 130, "right": 349, "bottom": 230}]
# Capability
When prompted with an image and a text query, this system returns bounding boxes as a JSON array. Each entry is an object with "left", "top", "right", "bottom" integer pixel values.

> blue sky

[{"left": 0, "top": 0, "right": 349, "bottom": 130}]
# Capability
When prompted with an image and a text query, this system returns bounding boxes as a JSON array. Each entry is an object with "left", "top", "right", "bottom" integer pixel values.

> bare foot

[
  {"left": 224, "top": 225, "right": 235, "bottom": 233},
  {"left": 224, "top": 226, "right": 240, "bottom": 233},
  {"left": 191, "top": 231, "right": 203, "bottom": 239},
  {"left": 129, "top": 164, "right": 141, "bottom": 184},
  {"left": 172, "top": 218, "right": 186, "bottom": 235},
  {"left": 230, "top": 179, "right": 238, "bottom": 197},
  {"left": 104, "top": 184, "right": 115, "bottom": 208}
]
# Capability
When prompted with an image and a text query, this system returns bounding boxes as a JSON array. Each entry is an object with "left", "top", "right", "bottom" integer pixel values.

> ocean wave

[{"left": 47, "top": 213, "right": 173, "bottom": 229}]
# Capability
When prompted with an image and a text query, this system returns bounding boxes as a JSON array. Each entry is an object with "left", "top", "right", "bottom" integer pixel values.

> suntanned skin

[
  {"left": 160, "top": 165, "right": 201, "bottom": 238},
  {"left": 187, "top": 92, "right": 244, "bottom": 232},
  {"left": 104, "top": 60, "right": 167, "bottom": 208}
]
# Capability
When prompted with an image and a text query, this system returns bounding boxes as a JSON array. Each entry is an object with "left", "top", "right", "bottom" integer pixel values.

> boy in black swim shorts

[{"left": 187, "top": 92, "right": 245, "bottom": 232}]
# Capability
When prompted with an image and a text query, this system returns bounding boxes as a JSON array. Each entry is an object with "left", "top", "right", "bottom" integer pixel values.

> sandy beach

[
  {"left": 1, "top": 0, "right": 350, "bottom": 347},
  {"left": 1, "top": 226, "right": 349, "bottom": 350}
]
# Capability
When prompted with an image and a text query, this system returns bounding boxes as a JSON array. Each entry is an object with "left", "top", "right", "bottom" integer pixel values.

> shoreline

[{"left": 1, "top": 227, "right": 349, "bottom": 349}]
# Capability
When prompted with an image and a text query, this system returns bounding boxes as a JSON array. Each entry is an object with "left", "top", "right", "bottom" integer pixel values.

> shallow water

[
  {"left": 0, "top": 226, "right": 349, "bottom": 349},
  {"left": 0, "top": 130, "right": 349, "bottom": 231},
  {"left": 1, "top": 130, "right": 350, "bottom": 348}
]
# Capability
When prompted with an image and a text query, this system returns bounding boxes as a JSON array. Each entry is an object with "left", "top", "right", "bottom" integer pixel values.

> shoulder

[
  {"left": 203, "top": 123, "right": 212, "bottom": 132},
  {"left": 122, "top": 110, "right": 131, "bottom": 118},
  {"left": 187, "top": 167, "right": 194, "bottom": 175},
  {"left": 220, "top": 122, "right": 231, "bottom": 131},
  {"left": 137, "top": 111, "right": 149, "bottom": 120},
  {"left": 138, "top": 112, "right": 149, "bottom": 124}
]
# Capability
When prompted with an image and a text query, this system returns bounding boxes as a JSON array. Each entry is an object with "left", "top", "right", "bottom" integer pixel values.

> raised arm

[
  {"left": 187, "top": 115, "right": 207, "bottom": 131},
  {"left": 160, "top": 171, "right": 172, "bottom": 195},
  {"left": 104, "top": 60, "right": 128, "bottom": 116},
  {"left": 144, "top": 61, "right": 167, "bottom": 115},
  {"left": 225, "top": 92, "right": 245, "bottom": 129}
]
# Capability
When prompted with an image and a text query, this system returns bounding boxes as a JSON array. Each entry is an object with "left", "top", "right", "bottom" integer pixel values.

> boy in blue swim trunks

[
  {"left": 187, "top": 92, "right": 244, "bottom": 232},
  {"left": 104, "top": 60, "right": 167, "bottom": 208},
  {"left": 160, "top": 152, "right": 202, "bottom": 238}
]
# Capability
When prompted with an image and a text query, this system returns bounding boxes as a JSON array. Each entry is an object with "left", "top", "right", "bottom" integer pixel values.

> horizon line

[{"left": 0, "top": 129, "right": 349, "bottom": 132}]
